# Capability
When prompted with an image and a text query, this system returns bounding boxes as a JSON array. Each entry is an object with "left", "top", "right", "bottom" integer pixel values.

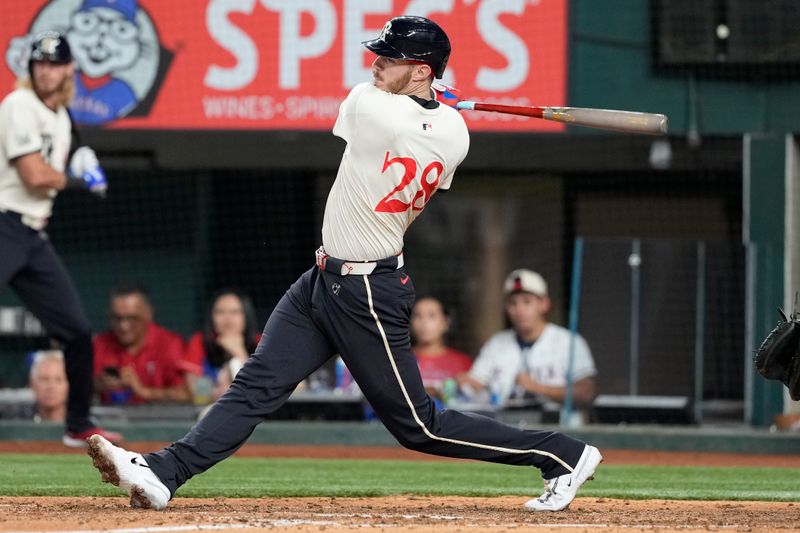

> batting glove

[
  {"left": 68, "top": 146, "right": 108, "bottom": 197},
  {"left": 431, "top": 82, "right": 462, "bottom": 109}
]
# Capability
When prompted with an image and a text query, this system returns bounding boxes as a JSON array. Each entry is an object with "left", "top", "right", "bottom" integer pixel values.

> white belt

[
  {"left": 315, "top": 247, "right": 404, "bottom": 276},
  {"left": 340, "top": 255, "right": 404, "bottom": 275}
]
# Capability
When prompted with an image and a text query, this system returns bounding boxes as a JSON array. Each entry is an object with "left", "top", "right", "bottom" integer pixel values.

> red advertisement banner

[{"left": 1, "top": 0, "right": 567, "bottom": 131}]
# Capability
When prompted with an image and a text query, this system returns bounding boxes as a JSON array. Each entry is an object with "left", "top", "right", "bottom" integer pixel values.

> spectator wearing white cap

[{"left": 457, "top": 269, "right": 597, "bottom": 409}]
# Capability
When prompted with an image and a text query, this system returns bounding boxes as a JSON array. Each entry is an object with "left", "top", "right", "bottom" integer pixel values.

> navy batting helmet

[
  {"left": 362, "top": 16, "right": 451, "bottom": 79},
  {"left": 29, "top": 31, "right": 73, "bottom": 67}
]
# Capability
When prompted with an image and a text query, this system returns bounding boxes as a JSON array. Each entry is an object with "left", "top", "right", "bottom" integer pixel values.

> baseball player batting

[
  {"left": 0, "top": 31, "right": 118, "bottom": 446},
  {"left": 87, "top": 16, "right": 602, "bottom": 512}
]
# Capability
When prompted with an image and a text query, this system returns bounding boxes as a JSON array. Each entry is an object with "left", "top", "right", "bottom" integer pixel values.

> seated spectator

[
  {"left": 93, "top": 282, "right": 190, "bottom": 405},
  {"left": 184, "top": 289, "right": 260, "bottom": 403},
  {"left": 30, "top": 350, "right": 68, "bottom": 423},
  {"left": 411, "top": 296, "right": 472, "bottom": 401},
  {"left": 457, "top": 269, "right": 597, "bottom": 411}
]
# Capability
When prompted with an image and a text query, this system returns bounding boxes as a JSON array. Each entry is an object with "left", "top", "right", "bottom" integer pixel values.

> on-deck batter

[
  {"left": 0, "top": 31, "right": 119, "bottom": 447},
  {"left": 86, "top": 15, "right": 602, "bottom": 513}
]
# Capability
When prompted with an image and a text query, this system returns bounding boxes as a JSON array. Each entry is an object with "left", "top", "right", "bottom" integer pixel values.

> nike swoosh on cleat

[{"left": 130, "top": 457, "right": 150, "bottom": 468}]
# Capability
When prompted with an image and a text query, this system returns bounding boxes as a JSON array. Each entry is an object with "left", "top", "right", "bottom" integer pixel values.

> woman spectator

[
  {"left": 411, "top": 296, "right": 472, "bottom": 403},
  {"left": 184, "top": 290, "right": 260, "bottom": 403}
]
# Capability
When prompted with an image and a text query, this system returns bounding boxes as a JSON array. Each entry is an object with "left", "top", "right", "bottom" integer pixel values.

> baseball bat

[{"left": 456, "top": 101, "right": 668, "bottom": 135}]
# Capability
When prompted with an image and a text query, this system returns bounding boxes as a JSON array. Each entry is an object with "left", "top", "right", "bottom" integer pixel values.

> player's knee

[
  {"left": 388, "top": 423, "right": 434, "bottom": 451},
  {"left": 380, "top": 401, "right": 440, "bottom": 451},
  {"left": 394, "top": 433, "right": 427, "bottom": 451}
]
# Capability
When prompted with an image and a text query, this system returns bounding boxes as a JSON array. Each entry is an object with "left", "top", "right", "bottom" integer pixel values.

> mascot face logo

[
  {"left": 5, "top": 0, "right": 169, "bottom": 126},
  {"left": 68, "top": 6, "right": 141, "bottom": 78}
]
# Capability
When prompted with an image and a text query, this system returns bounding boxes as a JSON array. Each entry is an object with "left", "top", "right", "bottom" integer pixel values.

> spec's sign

[{"left": 1, "top": 0, "right": 566, "bottom": 131}]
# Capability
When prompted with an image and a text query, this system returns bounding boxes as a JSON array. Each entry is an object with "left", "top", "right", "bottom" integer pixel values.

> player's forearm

[
  {"left": 23, "top": 168, "right": 67, "bottom": 191},
  {"left": 14, "top": 153, "right": 68, "bottom": 190}
]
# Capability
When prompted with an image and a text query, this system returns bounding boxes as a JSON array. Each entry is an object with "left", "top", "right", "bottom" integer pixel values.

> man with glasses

[{"left": 93, "top": 281, "right": 190, "bottom": 405}]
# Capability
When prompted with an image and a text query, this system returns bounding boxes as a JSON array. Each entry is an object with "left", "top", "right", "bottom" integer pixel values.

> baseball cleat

[
  {"left": 524, "top": 444, "right": 603, "bottom": 512},
  {"left": 63, "top": 426, "right": 123, "bottom": 448},
  {"left": 87, "top": 434, "right": 170, "bottom": 510}
]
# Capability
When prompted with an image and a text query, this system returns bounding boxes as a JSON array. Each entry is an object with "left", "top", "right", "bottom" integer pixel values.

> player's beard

[
  {"left": 386, "top": 68, "right": 414, "bottom": 95},
  {"left": 32, "top": 71, "right": 75, "bottom": 107}
]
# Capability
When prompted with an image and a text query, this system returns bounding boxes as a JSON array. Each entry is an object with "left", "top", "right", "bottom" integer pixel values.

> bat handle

[{"left": 456, "top": 101, "right": 476, "bottom": 111}]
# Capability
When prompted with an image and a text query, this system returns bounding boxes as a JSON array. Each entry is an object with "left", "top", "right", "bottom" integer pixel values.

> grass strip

[{"left": 2, "top": 454, "right": 798, "bottom": 502}]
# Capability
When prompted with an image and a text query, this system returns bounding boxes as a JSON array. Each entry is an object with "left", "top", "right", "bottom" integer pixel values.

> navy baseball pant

[
  {"left": 0, "top": 211, "right": 95, "bottom": 433},
  {"left": 145, "top": 255, "right": 587, "bottom": 496}
]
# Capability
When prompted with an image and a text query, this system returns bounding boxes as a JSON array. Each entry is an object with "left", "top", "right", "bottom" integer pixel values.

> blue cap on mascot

[{"left": 79, "top": 0, "right": 138, "bottom": 24}]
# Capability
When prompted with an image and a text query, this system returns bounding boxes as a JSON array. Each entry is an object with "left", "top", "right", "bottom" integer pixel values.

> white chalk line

[
  {"left": 10, "top": 512, "right": 750, "bottom": 532},
  {"left": 10, "top": 522, "right": 335, "bottom": 533},
  {"left": 10, "top": 522, "right": 749, "bottom": 532}
]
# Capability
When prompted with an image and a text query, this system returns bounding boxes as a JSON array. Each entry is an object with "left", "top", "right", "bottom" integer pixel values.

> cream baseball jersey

[
  {"left": 0, "top": 88, "right": 71, "bottom": 220},
  {"left": 322, "top": 82, "right": 470, "bottom": 261},
  {"left": 470, "top": 324, "right": 597, "bottom": 404}
]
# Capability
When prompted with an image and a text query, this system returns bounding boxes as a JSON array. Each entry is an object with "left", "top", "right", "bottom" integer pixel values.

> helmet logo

[
  {"left": 379, "top": 21, "right": 392, "bottom": 42},
  {"left": 40, "top": 36, "right": 59, "bottom": 56}
]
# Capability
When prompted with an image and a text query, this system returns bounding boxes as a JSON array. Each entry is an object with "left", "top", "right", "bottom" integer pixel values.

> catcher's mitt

[{"left": 754, "top": 306, "right": 800, "bottom": 401}]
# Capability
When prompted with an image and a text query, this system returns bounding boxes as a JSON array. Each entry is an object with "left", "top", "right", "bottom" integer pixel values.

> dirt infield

[
  {"left": 2, "top": 442, "right": 800, "bottom": 531},
  {"left": 1, "top": 496, "right": 798, "bottom": 532}
]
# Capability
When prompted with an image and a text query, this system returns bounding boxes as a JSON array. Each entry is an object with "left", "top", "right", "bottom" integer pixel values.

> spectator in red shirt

[
  {"left": 93, "top": 282, "right": 190, "bottom": 405},
  {"left": 183, "top": 289, "right": 260, "bottom": 403},
  {"left": 411, "top": 296, "right": 472, "bottom": 402}
]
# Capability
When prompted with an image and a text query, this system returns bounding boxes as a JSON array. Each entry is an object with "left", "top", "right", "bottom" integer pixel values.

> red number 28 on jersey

[{"left": 374, "top": 151, "right": 444, "bottom": 213}]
